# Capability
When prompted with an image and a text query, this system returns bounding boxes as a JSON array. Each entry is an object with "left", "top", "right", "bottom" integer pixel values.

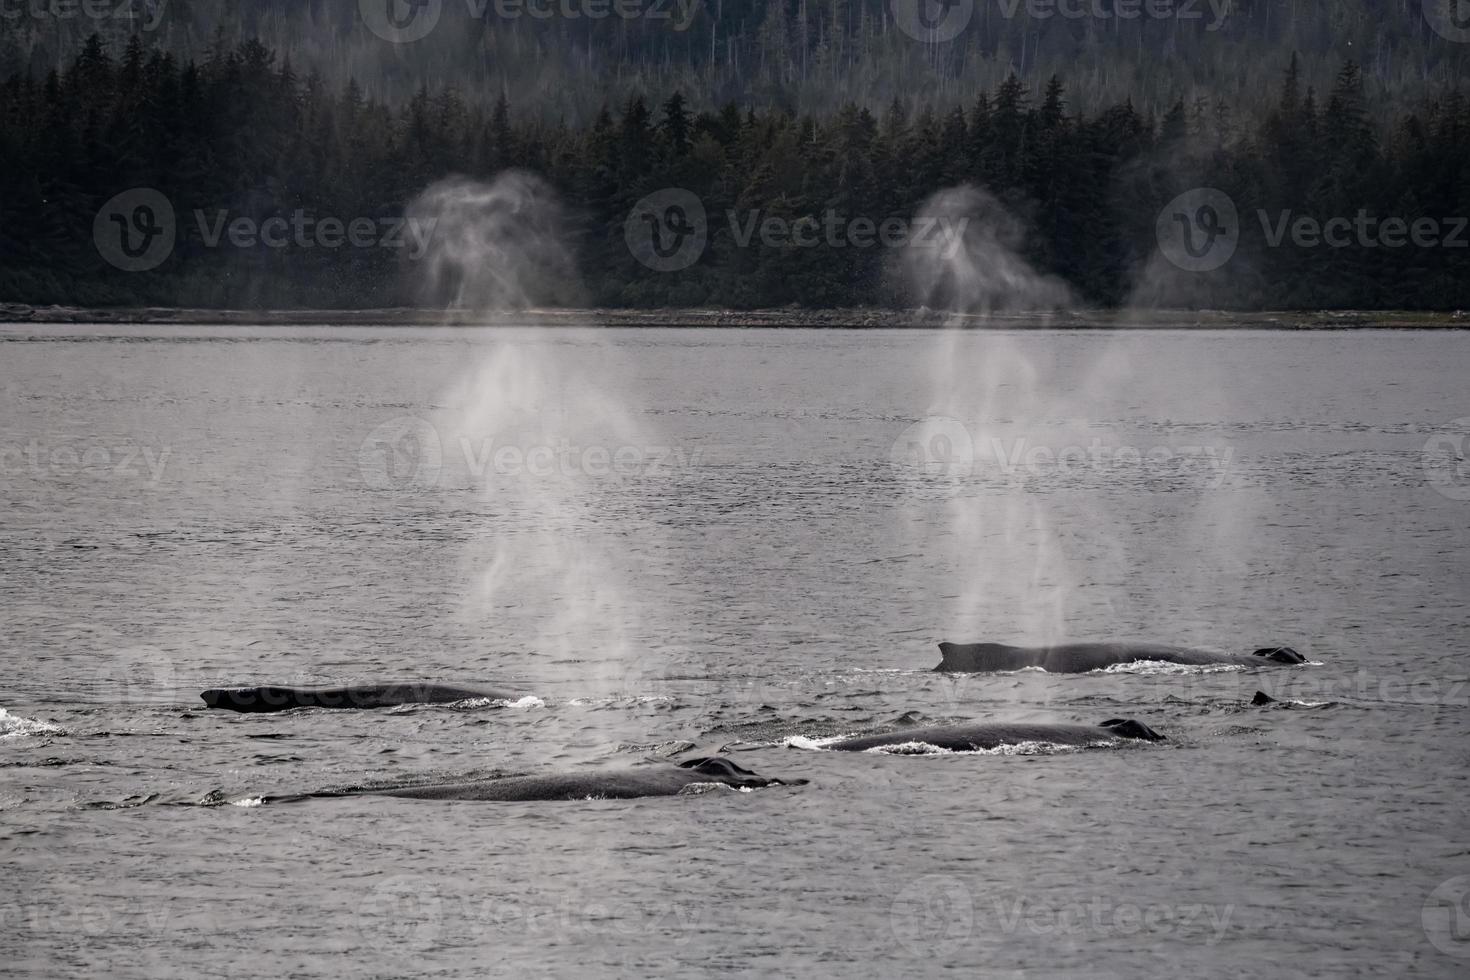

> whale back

[
  {"left": 367, "top": 759, "right": 804, "bottom": 801},
  {"left": 200, "top": 683, "right": 515, "bottom": 712},
  {"left": 677, "top": 756, "right": 805, "bottom": 788},
  {"left": 935, "top": 642, "right": 1036, "bottom": 673},
  {"left": 1252, "top": 647, "right": 1305, "bottom": 664},
  {"left": 1098, "top": 718, "right": 1166, "bottom": 741},
  {"left": 935, "top": 641, "right": 1306, "bottom": 673},
  {"left": 826, "top": 721, "right": 1163, "bottom": 752}
]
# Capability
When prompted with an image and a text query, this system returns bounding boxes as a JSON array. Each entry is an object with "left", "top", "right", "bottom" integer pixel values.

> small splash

[
  {"left": 677, "top": 782, "right": 740, "bottom": 796},
  {"left": 865, "top": 740, "right": 1104, "bottom": 756},
  {"left": 787, "top": 734, "right": 1115, "bottom": 755},
  {"left": 970, "top": 666, "right": 1052, "bottom": 675},
  {"left": 784, "top": 734, "right": 854, "bottom": 751},
  {"left": 229, "top": 797, "right": 265, "bottom": 808},
  {"left": 459, "top": 695, "right": 544, "bottom": 709},
  {"left": 1097, "top": 661, "right": 1246, "bottom": 676},
  {"left": 567, "top": 695, "right": 675, "bottom": 706},
  {"left": 866, "top": 741, "right": 957, "bottom": 755},
  {"left": 0, "top": 708, "right": 66, "bottom": 740},
  {"left": 78, "top": 793, "right": 159, "bottom": 810},
  {"left": 1262, "top": 697, "right": 1331, "bottom": 708}
]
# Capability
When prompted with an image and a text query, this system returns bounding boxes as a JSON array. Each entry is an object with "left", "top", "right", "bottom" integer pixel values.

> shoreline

[{"left": 1, "top": 305, "right": 1467, "bottom": 329}]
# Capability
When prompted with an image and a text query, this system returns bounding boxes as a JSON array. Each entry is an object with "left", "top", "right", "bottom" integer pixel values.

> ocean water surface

[{"left": 2, "top": 324, "right": 1467, "bottom": 977}]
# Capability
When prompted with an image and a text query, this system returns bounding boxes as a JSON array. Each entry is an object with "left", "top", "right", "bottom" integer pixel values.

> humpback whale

[
  {"left": 200, "top": 683, "right": 522, "bottom": 712},
  {"left": 935, "top": 641, "right": 1306, "bottom": 674},
  {"left": 818, "top": 718, "right": 1165, "bottom": 752},
  {"left": 317, "top": 758, "right": 808, "bottom": 802}
]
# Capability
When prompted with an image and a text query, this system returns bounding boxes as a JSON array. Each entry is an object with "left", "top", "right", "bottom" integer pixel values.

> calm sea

[{"left": 3, "top": 324, "right": 1467, "bottom": 978}]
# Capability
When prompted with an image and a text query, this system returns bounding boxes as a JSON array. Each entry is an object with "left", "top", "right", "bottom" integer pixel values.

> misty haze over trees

[
  {"left": 4, "top": 0, "right": 1465, "bottom": 121},
  {"left": 1, "top": 4, "right": 1467, "bottom": 310}
]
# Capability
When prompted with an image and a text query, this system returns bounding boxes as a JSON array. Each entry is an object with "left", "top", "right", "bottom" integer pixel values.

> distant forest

[
  {"left": 5, "top": 0, "right": 1467, "bottom": 121},
  {"left": 1, "top": 32, "right": 1467, "bottom": 310}
]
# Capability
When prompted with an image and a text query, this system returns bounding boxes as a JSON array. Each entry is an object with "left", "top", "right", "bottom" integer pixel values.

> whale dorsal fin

[{"left": 1099, "top": 718, "right": 1165, "bottom": 742}]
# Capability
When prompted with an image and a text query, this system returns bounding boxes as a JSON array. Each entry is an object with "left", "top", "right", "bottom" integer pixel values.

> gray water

[{"left": 2, "top": 324, "right": 1467, "bottom": 978}]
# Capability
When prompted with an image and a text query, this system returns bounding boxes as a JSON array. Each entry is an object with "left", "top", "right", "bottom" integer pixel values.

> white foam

[
  {"left": 973, "top": 666, "right": 1052, "bottom": 675},
  {"left": 567, "top": 695, "right": 674, "bottom": 706},
  {"left": 677, "top": 782, "right": 740, "bottom": 796},
  {"left": 485, "top": 695, "right": 544, "bottom": 709},
  {"left": 0, "top": 708, "right": 66, "bottom": 740},
  {"left": 865, "top": 739, "right": 1105, "bottom": 756},
  {"left": 229, "top": 797, "right": 265, "bottom": 808},
  {"left": 784, "top": 734, "right": 857, "bottom": 750},
  {"left": 1097, "top": 661, "right": 1246, "bottom": 676},
  {"left": 786, "top": 733, "right": 1114, "bottom": 756}
]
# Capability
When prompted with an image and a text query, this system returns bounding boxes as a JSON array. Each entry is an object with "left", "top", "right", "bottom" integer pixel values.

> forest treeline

[
  {"left": 1, "top": 35, "right": 1467, "bottom": 310},
  {"left": 4, "top": 0, "right": 1467, "bottom": 123}
]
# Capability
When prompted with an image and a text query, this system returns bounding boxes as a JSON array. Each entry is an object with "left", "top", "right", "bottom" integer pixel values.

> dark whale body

[
  {"left": 935, "top": 641, "right": 1306, "bottom": 674},
  {"left": 343, "top": 758, "right": 807, "bottom": 802},
  {"left": 200, "top": 683, "right": 521, "bottom": 713},
  {"left": 822, "top": 718, "right": 1165, "bottom": 752}
]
